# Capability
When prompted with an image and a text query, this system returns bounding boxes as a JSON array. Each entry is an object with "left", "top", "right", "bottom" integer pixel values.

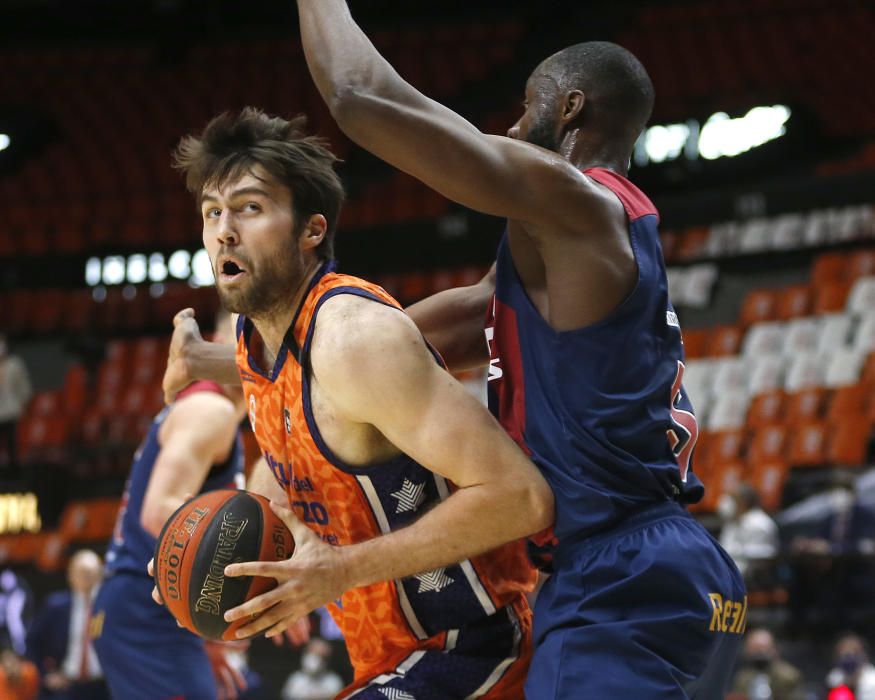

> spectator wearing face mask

[
  {"left": 729, "top": 628, "right": 804, "bottom": 700},
  {"left": 827, "top": 634, "right": 875, "bottom": 700},
  {"left": 281, "top": 638, "right": 343, "bottom": 700}
]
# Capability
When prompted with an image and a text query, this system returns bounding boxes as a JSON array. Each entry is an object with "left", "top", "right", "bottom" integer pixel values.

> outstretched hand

[
  {"left": 163, "top": 308, "right": 205, "bottom": 404},
  {"left": 223, "top": 501, "right": 351, "bottom": 639}
]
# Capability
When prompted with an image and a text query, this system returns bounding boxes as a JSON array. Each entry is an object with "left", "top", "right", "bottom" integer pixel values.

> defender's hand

[
  {"left": 163, "top": 308, "right": 206, "bottom": 404},
  {"left": 223, "top": 501, "right": 350, "bottom": 639}
]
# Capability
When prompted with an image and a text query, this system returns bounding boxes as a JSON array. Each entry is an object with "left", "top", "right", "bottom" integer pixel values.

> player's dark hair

[
  {"left": 173, "top": 108, "right": 345, "bottom": 261},
  {"left": 544, "top": 41, "right": 655, "bottom": 139}
]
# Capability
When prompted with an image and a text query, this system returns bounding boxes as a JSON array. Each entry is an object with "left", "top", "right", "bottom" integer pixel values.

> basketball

[{"left": 153, "top": 490, "right": 295, "bottom": 641}]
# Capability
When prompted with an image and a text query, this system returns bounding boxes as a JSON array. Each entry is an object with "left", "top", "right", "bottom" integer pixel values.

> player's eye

[
  {"left": 244, "top": 202, "right": 261, "bottom": 212},
  {"left": 204, "top": 208, "right": 221, "bottom": 219}
]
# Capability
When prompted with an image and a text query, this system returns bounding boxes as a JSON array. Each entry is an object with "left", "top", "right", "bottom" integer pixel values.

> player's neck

[
  {"left": 562, "top": 131, "right": 630, "bottom": 176},
  {"left": 250, "top": 257, "right": 323, "bottom": 362}
]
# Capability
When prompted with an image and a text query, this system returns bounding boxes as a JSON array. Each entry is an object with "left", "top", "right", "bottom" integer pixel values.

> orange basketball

[{"left": 153, "top": 490, "right": 294, "bottom": 641}]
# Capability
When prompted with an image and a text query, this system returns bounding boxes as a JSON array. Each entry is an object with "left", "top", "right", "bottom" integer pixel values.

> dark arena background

[{"left": 0, "top": 0, "right": 873, "bottom": 698}]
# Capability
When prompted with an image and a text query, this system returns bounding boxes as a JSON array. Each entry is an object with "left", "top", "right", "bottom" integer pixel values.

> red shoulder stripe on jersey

[
  {"left": 584, "top": 167, "right": 659, "bottom": 223},
  {"left": 176, "top": 380, "right": 225, "bottom": 401}
]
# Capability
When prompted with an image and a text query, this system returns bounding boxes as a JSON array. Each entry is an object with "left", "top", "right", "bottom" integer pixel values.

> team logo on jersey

[
  {"left": 390, "top": 479, "right": 426, "bottom": 514},
  {"left": 283, "top": 408, "right": 292, "bottom": 434},
  {"left": 414, "top": 567, "right": 454, "bottom": 594},
  {"left": 378, "top": 689, "right": 416, "bottom": 700},
  {"left": 248, "top": 394, "right": 257, "bottom": 431}
]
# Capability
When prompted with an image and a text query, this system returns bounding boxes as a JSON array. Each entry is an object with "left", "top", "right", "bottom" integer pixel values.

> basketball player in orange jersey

[
  {"left": 160, "top": 108, "right": 554, "bottom": 699},
  {"left": 291, "top": 2, "right": 747, "bottom": 698}
]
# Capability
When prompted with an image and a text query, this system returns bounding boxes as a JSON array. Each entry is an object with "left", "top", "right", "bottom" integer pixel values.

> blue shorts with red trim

[
  {"left": 93, "top": 572, "right": 217, "bottom": 700},
  {"left": 525, "top": 501, "right": 746, "bottom": 699}
]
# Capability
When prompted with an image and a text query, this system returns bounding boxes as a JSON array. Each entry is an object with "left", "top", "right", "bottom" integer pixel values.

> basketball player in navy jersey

[
  {"left": 92, "top": 310, "right": 248, "bottom": 700},
  {"left": 289, "top": 2, "right": 747, "bottom": 697}
]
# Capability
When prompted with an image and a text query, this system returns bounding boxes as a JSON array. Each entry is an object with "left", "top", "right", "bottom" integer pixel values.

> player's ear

[
  {"left": 298, "top": 214, "right": 327, "bottom": 253},
  {"left": 561, "top": 90, "right": 585, "bottom": 125}
]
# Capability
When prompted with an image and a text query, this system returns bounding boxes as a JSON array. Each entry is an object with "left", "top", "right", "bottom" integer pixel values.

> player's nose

[
  {"left": 216, "top": 211, "right": 240, "bottom": 245},
  {"left": 507, "top": 123, "right": 520, "bottom": 140}
]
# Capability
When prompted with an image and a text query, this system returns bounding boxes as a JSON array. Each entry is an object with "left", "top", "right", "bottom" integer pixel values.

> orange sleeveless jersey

[{"left": 236, "top": 266, "right": 535, "bottom": 697}]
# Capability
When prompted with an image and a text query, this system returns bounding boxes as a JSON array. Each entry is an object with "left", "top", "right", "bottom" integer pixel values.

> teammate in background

[
  {"left": 93, "top": 310, "right": 248, "bottom": 700},
  {"left": 292, "top": 2, "right": 747, "bottom": 697},
  {"left": 159, "top": 108, "right": 554, "bottom": 698}
]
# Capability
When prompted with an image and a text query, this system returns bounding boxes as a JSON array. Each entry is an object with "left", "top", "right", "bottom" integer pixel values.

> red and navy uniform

[
  {"left": 486, "top": 169, "right": 746, "bottom": 699},
  {"left": 93, "top": 382, "right": 243, "bottom": 700}
]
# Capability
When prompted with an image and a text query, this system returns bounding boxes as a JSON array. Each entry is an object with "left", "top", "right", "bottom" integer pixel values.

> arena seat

[
  {"left": 748, "top": 424, "right": 787, "bottom": 467},
  {"left": 739, "top": 289, "right": 778, "bottom": 327},
  {"left": 826, "top": 417, "right": 871, "bottom": 467},
  {"left": 775, "top": 285, "right": 812, "bottom": 320},
  {"left": 750, "top": 459, "right": 789, "bottom": 512},
  {"left": 786, "top": 421, "right": 829, "bottom": 468},
  {"left": 784, "top": 388, "right": 829, "bottom": 427},
  {"left": 747, "top": 390, "right": 785, "bottom": 428}
]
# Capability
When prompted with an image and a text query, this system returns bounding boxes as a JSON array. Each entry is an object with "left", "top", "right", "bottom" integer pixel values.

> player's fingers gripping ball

[{"left": 153, "top": 490, "right": 295, "bottom": 640}]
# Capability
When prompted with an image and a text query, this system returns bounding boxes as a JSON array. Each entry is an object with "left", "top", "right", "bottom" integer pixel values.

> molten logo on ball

[{"left": 195, "top": 512, "right": 249, "bottom": 616}]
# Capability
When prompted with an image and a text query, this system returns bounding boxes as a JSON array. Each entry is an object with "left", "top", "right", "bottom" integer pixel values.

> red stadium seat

[
  {"left": 786, "top": 421, "right": 829, "bottom": 468},
  {"left": 827, "top": 417, "right": 871, "bottom": 466},
  {"left": 774, "top": 285, "right": 812, "bottom": 320},
  {"left": 706, "top": 325, "right": 744, "bottom": 357},
  {"left": 747, "top": 424, "right": 787, "bottom": 467},
  {"left": 812, "top": 252, "right": 848, "bottom": 288},
  {"left": 739, "top": 289, "right": 778, "bottom": 327},
  {"left": 813, "top": 280, "right": 853, "bottom": 314},
  {"left": 747, "top": 390, "right": 786, "bottom": 428},
  {"left": 784, "top": 388, "right": 829, "bottom": 426},
  {"left": 750, "top": 459, "right": 789, "bottom": 512}
]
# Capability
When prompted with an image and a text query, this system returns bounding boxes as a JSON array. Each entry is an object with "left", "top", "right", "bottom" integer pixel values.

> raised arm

[
  {"left": 163, "top": 309, "right": 241, "bottom": 403},
  {"left": 140, "top": 391, "right": 240, "bottom": 536},
  {"left": 405, "top": 265, "right": 495, "bottom": 372},
  {"left": 295, "top": 0, "right": 597, "bottom": 229}
]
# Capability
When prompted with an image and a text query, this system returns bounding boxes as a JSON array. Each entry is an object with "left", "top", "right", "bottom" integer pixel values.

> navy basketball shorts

[
  {"left": 93, "top": 572, "right": 217, "bottom": 700},
  {"left": 525, "top": 501, "right": 746, "bottom": 700}
]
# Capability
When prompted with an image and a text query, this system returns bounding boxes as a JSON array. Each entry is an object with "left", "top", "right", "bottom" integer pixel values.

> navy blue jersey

[
  {"left": 105, "top": 382, "right": 243, "bottom": 577},
  {"left": 485, "top": 168, "right": 704, "bottom": 551}
]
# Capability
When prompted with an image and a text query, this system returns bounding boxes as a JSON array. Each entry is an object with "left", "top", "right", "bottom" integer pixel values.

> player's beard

[
  {"left": 215, "top": 239, "right": 303, "bottom": 320},
  {"left": 524, "top": 112, "right": 561, "bottom": 153}
]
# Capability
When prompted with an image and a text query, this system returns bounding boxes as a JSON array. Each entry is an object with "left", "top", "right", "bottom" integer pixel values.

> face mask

[
  {"left": 839, "top": 653, "right": 863, "bottom": 676},
  {"left": 748, "top": 654, "right": 772, "bottom": 671},
  {"left": 717, "top": 494, "right": 737, "bottom": 521},
  {"left": 302, "top": 653, "right": 323, "bottom": 674}
]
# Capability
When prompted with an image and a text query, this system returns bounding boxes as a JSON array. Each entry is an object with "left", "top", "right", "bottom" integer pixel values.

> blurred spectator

[
  {"left": 791, "top": 473, "right": 875, "bottom": 558},
  {"left": 826, "top": 634, "right": 875, "bottom": 700},
  {"left": 730, "top": 628, "right": 804, "bottom": 700},
  {"left": 719, "top": 482, "right": 779, "bottom": 579},
  {"left": 0, "top": 334, "right": 33, "bottom": 479},
  {"left": 0, "top": 569, "right": 34, "bottom": 656},
  {"left": 281, "top": 638, "right": 343, "bottom": 700},
  {"left": 0, "top": 648, "right": 39, "bottom": 700},
  {"left": 26, "top": 550, "right": 109, "bottom": 700},
  {"left": 789, "top": 473, "right": 875, "bottom": 627}
]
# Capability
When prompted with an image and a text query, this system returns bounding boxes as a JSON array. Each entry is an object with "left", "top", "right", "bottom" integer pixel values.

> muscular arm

[
  {"left": 405, "top": 265, "right": 495, "bottom": 371},
  {"left": 295, "top": 0, "right": 600, "bottom": 229},
  {"left": 311, "top": 296, "right": 553, "bottom": 589},
  {"left": 140, "top": 392, "right": 240, "bottom": 536}
]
